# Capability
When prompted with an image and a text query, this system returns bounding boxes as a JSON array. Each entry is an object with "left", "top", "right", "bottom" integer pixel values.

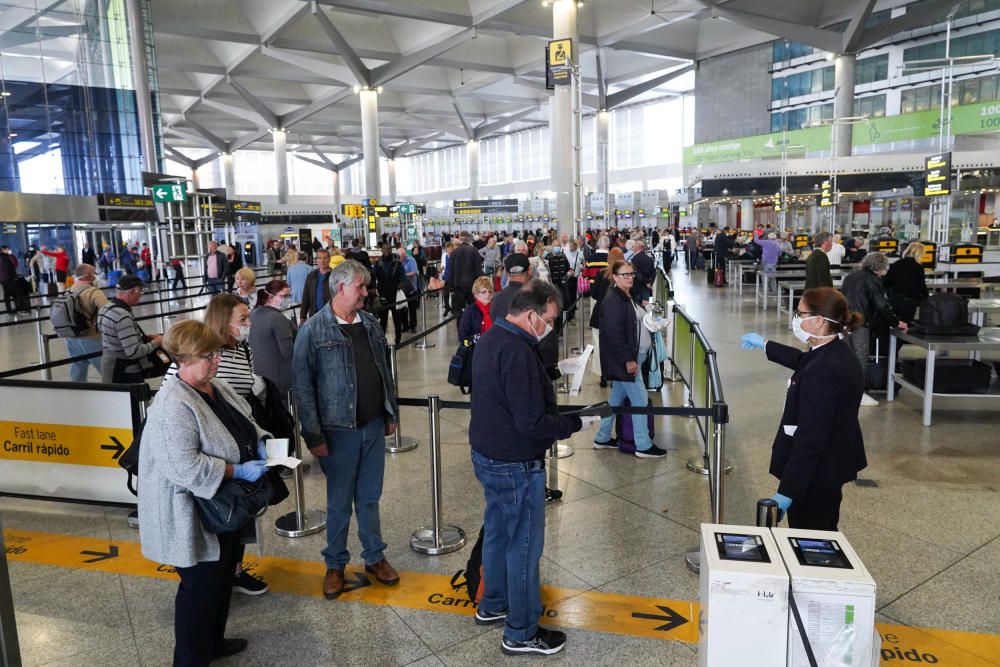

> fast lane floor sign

[{"left": 5, "top": 528, "right": 999, "bottom": 664}]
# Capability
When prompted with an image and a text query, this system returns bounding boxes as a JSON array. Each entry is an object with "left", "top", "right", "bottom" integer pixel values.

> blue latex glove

[
  {"left": 257, "top": 440, "right": 268, "bottom": 461},
  {"left": 741, "top": 332, "right": 767, "bottom": 350},
  {"left": 233, "top": 460, "right": 267, "bottom": 483},
  {"left": 772, "top": 492, "right": 793, "bottom": 523}
]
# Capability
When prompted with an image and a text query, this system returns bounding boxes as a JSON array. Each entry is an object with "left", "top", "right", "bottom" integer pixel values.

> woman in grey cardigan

[{"left": 138, "top": 319, "right": 270, "bottom": 665}]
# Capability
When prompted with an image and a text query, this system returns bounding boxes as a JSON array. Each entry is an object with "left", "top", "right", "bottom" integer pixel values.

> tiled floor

[{"left": 2, "top": 271, "right": 998, "bottom": 666}]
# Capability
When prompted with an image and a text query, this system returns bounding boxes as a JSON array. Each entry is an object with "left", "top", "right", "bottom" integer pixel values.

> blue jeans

[
  {"left": 595, "top": 349, "right": 653, "bottom": 451},
  {"left": 206, "top": 278, "right": 223, "bottom": 294},
  {"left": 318, "top": 417, "right": 386, "bottom": 570},
  {"left": 471, "top": 450, "right": 546, "bottom": 643},
  {"left": 66, "top": 337, "right": 103, "bottom": 382}
]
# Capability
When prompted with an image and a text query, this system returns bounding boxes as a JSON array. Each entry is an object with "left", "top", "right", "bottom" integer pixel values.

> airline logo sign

[
  {"left": 924, "top": 152, "right": 951, "bottom": 196},
  {"left": 548, "top": 38, "right": 573, "bottom": 85}
]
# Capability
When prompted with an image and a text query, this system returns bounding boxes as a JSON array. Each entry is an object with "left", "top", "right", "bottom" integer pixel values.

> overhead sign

[
  {"left": 99, "top": 193, "right": 154, "bottom": 208},
  {"left": 150, "top": 183, "right": 187, "bottom": 202},
  {"left": 342, "top": 203, "right": 365, "bottom": 217},
  {"left": 924, "top": 152, "right": 951, "bottom": 196},
  {"left": 820, "top": 180, "right": 832, "bottom": 207},
  {"left": 774, "top": 191, "right": 782, "bottom": 212},
  {"left": 0, "top": 382, "right": 141, "bottom": 505},
  {"left": 547, "top": 38, "right": 573, "bottom": 85},
  {"left": 230, "top": 200, "right": 262, "bottom": 213},
  {"left": 453, "top": 199, "right": 519, "bottom": 214}
]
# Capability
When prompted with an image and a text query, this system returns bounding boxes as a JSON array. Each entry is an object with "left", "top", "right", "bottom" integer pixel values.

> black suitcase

[
  {"left": 900, "top": 359, "right": 992, "bottom": 394},
  {"left": 13, "top": 276, "right": 31, "bottom": 312}
]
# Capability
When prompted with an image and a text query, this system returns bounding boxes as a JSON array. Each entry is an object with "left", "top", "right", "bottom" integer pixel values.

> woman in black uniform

[{"left": 741, "top": 287, "right": 867, "bottom": 531}]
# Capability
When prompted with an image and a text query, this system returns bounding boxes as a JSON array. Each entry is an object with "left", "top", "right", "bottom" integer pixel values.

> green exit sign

[{"left": 151, "top": 183, "right": 187, "bottom": 202}]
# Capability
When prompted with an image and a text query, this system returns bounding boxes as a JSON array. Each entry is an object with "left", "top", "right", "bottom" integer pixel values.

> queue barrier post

[
  {"left": 571, "top": 294, "right": 586, "bottom": 355},
  {"left": 384, "top": 344, "right": 419, "bottom": 453},
  {"left": 757, "top": 498, "right": 778, "bottom": 528},
  {"left": 274, "top": 392, "right": 327, "bottom": 538},
  {"left": 410, "top": 395, "right": 466, "bottom": 555},
  {"left": 556, "top": 310, "right": 571, "bottom": 394},
  {"left": 685, "top": 403, "right": 728, "bottom": 575},
  {"left": 34, "top": 314, "right": 51, "bottom": 381},
  {"left": 413, "top": 292, "right": 435, "bottom": 349}
]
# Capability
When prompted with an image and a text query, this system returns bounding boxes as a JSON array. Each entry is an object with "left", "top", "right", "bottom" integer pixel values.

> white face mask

[
  {"left": 232, "top": 324, "right": 251, "bottom": 343},
  {"left": 791, "top": 314, "right": 837, "bottom": 345},
  {"left": 531, "top": 312, "right": 553, "bottom": 342}
]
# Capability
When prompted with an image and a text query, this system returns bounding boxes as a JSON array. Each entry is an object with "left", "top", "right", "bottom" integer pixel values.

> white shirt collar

[{"left": 334, "top": 311, "right": 363, "bottom": 325}]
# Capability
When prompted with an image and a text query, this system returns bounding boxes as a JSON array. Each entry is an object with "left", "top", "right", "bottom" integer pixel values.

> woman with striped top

[{"left": 162, "top": 293, "right": 270, "bottom": 597}]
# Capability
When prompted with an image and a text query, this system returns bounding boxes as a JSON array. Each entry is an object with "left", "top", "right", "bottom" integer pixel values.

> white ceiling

[{"left": 145, "top": 0, "right": 966, "bottom": 164}]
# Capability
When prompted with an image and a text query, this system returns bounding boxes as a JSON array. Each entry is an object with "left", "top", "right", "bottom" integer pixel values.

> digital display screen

[
  {"left": 715, "top": 533, "right": 770, "bottom": 563},
  {"left": 790, "top": 538, "right": 853, "bottom": 569}
]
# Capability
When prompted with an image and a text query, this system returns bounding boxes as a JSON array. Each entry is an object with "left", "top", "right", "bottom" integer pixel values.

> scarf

[{"left": 475, "top": 298, "right": 493, "bottom": 333}]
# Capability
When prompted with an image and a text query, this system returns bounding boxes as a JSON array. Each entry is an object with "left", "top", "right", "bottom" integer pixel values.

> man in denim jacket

[{"left": 292, "top": 260, "right": 400, "bottom": 599}]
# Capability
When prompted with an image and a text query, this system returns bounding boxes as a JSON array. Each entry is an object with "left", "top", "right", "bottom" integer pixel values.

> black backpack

[
  {"left": 51, "top": 287, "right": 94, "bottom": 337},
  {"left": 450, "top": 526, "right": 485, "bottom": 603},
  {"left": 912, "top": 293, "right": 980, "bottom": 336},
  {"left": 118, "top": 420, "right": 143, "bottom": 496}
]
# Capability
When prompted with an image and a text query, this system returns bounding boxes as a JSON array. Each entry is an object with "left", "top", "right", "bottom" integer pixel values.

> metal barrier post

[
  {"left": 410, "top": 395, "right": 466, "bottom": 555},
  {"left": 274, "top": 393, "right": 327, "bottom": 538},
  {"left": 34, "top": 315, "right": 51, "bottom": 381},
  {"left": 711, "top": 420, "right": 726, "bottom": 523},
  {"left": 414, "top": 293, "right": 435, "bottom": 349},
  {"left": 556, "top": 311, "right": 570, "bottom": 394},
  {"left": 757, "top": 498, "right": 778, "bottom": 528},
  {"left": 571, "top": 295, "right": 585, "bottom": 355},
  {"left": 0, "top": 516, "right": 22, "bottom": 667},
  {"left": 384, "top": 344, "right": 418, "bottom": 453},
  {"left": 686, "top": 352, "right": 732, "bottom": 476}
]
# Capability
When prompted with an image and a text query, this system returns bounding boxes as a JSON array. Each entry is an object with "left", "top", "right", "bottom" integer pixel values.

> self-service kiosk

[
  {"left": 699, "top": 524, "right": 790, "bottom": 667},
  {"left": 772, "top": 528, "right": 878, "bottom": 667}
]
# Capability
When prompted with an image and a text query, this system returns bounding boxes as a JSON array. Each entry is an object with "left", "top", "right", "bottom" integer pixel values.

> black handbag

[
  {"left": 447, "top": 342, "right": 474, "bottom": 394},
  {"left": 194, "top": 476, "right": 272, "bottom": 534}
]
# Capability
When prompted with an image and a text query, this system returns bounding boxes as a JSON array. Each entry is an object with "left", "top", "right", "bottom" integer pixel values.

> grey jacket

[
  {"left": 137, "top": 377, "right": 269, "bottom": 568},
  {"left": 248, "top": 305, "right": 296, "bottom": 394}
]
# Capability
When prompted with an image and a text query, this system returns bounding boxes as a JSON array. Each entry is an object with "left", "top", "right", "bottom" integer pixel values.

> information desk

[{"left": 886, "top": 328, "right": 1000, "bottom": 426}]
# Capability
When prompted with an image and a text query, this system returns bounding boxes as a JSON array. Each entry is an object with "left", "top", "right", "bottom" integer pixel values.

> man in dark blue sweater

[{"left": 469, "top": 280, "right": 583, "bottom": 656}]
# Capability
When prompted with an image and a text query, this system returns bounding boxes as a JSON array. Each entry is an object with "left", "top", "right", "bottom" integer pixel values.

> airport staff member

[
  {"left": 469, "top": 279, "right": 583, "bottom": 656},
  {"left": 292, "top": 260, "right": 400, "bottom": 600},
  {"left": 740, "top": 287, "right": 867, "bottom": 531}
]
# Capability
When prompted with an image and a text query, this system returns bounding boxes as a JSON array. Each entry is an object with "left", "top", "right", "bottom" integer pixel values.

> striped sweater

[{"left": 97, "top": 298, "right": 160, "bottom": 382}]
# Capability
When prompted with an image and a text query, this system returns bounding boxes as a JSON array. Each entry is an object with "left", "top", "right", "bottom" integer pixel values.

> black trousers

[
  {"left": 1, "top": 279, "right": 14, "bottom": 313},
  {"left": 560, "top": 279, "right": 577, "bottom": 321},
  {"left": 451, "top": 288, "right": 472, "bottom": 314},
  {"left": 378, "top": 306, "right": 405, "bottom": 344},
  {"left": 406, "top": 298, "right": 418, "bottom": 331},
  {"left": 173, "top": 530, "right": 240, "bottom": 667},
  {"left": 662, "top": 250, "right": 673, "bottom": 273},
  {"left": 788, "top": 486, "right": 843, "bottom": 532},
  {"left": 171, "top": 266, "right": 186, "bottom": 290}
]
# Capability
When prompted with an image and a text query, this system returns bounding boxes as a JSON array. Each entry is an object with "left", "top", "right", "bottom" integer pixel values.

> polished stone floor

[{"left": 1, "top": 270, "right": 998, "bottom": 666}]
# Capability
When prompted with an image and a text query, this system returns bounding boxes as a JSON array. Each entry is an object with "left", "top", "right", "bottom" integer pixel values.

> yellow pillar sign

[
  {"left": 548, "top": 39, "right": 571, "bottom": 67},
  {"left": 0, "top": 421, "right": 133, "bottom": 468}
]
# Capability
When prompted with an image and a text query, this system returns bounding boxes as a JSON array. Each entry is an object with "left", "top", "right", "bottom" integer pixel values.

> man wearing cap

[
  {"left": 97, "top": 274, "right": 162, "bottom": 383},
  {"left": 66, "top": 263, "right": 109, "bottom": 382},
  {"left": 490, "top": 253, "right": 531, "bottom": 321},
  {"left": 757, "top": 232, "right": 782, "bottom": 296}
]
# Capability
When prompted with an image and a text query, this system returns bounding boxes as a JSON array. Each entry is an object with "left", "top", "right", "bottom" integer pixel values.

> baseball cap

[
  {"left": 116, "top": 274, "right": 144, "bottom": 291},
  {"left": 503, "top": 253, "right": 530, "bottom": 275}
]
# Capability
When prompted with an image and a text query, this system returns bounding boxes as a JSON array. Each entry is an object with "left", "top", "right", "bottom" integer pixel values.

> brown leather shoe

[
  {"left": 364, "top": 559, "right": 400, "bottom": 586},
  {"left": 323, "top": 568, "right": 345, "bottom": 599}
]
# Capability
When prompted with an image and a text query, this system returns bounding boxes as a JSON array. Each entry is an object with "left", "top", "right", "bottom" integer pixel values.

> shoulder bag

[{"left": 194, "top": 477, "right": 272, "bottom": 534}]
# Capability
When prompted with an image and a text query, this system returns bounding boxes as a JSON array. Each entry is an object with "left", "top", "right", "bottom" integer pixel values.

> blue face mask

[{"left": 552, "top": 246, "right": 562, "bottom": 254}]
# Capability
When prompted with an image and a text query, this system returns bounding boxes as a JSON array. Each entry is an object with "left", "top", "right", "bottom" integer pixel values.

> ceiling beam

[
  {"left": 452, "top": 101, "right": 474, "bottom": 140},
  {"left": 226, "top": 76, "right": 279, "bottom": 127},
  {"left": 280, "top": 88, "right": 355, "bottom": 127},
  {"left": 313, "top": 6, "right": 371, "bottom": 86},
  {"left": 851, "top": 0, "right": 964, "bottom": 53},
  {"left": 295, "top": 154, "right": 332, "bottom": 170},
  {"left": 200, "top": 97, "right": 269, "bottom": 126},
  {"left": 370, "top": 27, "right": 476, "bottom": 87},
  {"left": 230, "top": 129, "right": 274, "bottom": 152},
  {"left": 474, "top": 105, "right": 540, "bottom": 140},
  {"left": 705, "top": 5, "right": 842, "bottom": 54},
  {"left": 180, "top": 118, "right": 229, "bottom": 153},
  {"left": 164, "top": 146, "right": 218, "bottom": 170},
  {"left": 259, "top": 45, "right": 354, "bottom": 86},
  {"left": 841, "top": 0, "right": 878, "bottom": 55},
  {"left": 605, "top": 64, "right": 695, "bottom": 110},
  {"left": 595, "top": 49, "right": 607, "bottom": 110}
]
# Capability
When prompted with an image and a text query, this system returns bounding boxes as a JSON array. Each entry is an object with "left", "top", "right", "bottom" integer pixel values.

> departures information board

[{"left": 924, "top": 152, "right": 951, "bottom": 196}]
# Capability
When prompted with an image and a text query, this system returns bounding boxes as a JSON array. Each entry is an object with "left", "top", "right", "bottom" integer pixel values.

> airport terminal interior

[{"left": 0, "top": 0, "right": 999, "bottom": 665}]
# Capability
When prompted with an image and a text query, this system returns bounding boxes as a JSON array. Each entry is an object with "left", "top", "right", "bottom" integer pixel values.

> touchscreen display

[
  {"left": 715, "top": 533, "right": 770, "bottom": 563},
  {"left": 790, "top": 538, "right": 853, "bottom": 569}
]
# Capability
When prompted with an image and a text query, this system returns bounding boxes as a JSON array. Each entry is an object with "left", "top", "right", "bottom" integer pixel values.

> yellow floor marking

[{"left": 5, "top": 528, "right": 999, "bottom": 665}]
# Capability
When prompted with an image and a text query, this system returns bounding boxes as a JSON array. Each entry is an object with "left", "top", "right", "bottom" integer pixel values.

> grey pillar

[
  {"left": 360, "top": 89, "right": 381, "bottom": 198},
  {"left": 596, "top": 110, "right": 609, "bottom": 220},
  {"left": 467, "top": 140, "right": 480, "bottom": 200},
  {"left": 333, "top": 169, "right": 342, "bottom": 214},
  {"left": 124, "top": 0, "right": 157, "bottom": 172},
  {"left": 833, "top": 54, "right": 856, "bottom": 158},
  {"left": 222, "top": 153, "right": 235, "bottom": 199},
  {"left": 273, "top": 129, "right": 288, "bottom": 204},
  {"left": 387, "top": 158, "right": 397, "bottom": 202},
  {"left": 190, "top": 166, "right": 200, "bottom": 192},
  {"left": 550, "top": 0, "right": 578, "bottom": 238}
]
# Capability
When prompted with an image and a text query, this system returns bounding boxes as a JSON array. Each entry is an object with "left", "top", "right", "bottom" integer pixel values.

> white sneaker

[{"left": 860, "top": 393, "right": 879, "bottom": 406}]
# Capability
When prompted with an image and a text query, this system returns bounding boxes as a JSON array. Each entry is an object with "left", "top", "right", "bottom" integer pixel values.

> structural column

[
  {"left": 222, "top": 153, "right": 235, "bottom": 199},
  {"left": 596, "top": 110, "right": 609, "bottom": 221},
  {"left": 833, "top": 54, "right": 856, "bottom": 158},
  {"left": 387, "top": 159, "right": 397, "bottom": 202},
  {"left": 467, "top": 140, "right": 480, "bottom": 200},
  {"left": 550, "top": 0, "right": 578, "bottom": 237},
  {"left": 332, "top": 169, "right": 342, "bottom": 215},
  {"left": 741, "top": 198, "right": 754, "bottom": 231},
  {"left": 272, "top": 129, "right": 288, "bottom": 204},
  {"left": 190, "top": 166, "right": 200, "bottom": 192},
  {"left": 124, "top": 0, "right": 157, "bottom": 173},
  {"left": 360, "top": 88, "right": 381, "bottom": 199}
]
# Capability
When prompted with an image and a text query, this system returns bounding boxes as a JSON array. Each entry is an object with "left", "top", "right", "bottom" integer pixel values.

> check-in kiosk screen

[
  {"left": 789, "top": 538, "right": 853, "bottom": 569},
  {"left": 715, "top": 533, "right": 770, "bottom": 563}
]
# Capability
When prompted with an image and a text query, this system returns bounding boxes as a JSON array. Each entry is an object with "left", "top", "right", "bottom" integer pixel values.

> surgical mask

[
  {"left": 552, "top": 246, "right": 562, "bottom": 254},
  {"left": 232, "top": 324, "right": 251, "bottom": 343},
  {"left": 531, "top": 313, "right": 552, "bottom": 342},
  {"left": 791, "top": 315, "right": 837, "bottom": 345}
]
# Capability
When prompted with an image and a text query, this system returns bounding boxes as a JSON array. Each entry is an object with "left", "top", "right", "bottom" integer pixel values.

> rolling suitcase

[
  {"left": 614, "top": 396, "right": 654, "bottom": 454},
  {"left": 714, "top": 267, "right": 725, "bottom": 287}
]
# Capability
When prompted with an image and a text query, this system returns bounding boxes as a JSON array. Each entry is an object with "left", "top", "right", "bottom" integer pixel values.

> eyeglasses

[
  {"left": 793, "top": 309, "right": 815, "bottom": 318},
  {"left": 195, "top": 351, "right": 223, "bottom": 362},
  {"left": 615, "top": 272, "right": 636, "bottom": 278}
]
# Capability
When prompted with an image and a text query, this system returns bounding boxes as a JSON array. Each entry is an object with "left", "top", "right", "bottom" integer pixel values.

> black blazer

[
  {"left": 882, "top": 257, "right": 928, "bottom": 303},
  {"left": 299, "top": 269, "right": 332, "bottom": 322},
  {"left": 598, "top": 286, "right": 640, "bottom": 382},
  {"left": 765, "top": 339, "right": 866, "bottom": 500}
]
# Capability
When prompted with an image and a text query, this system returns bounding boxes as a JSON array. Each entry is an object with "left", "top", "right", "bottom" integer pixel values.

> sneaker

[
  {"left": 860, "top": 393, "right": 879, "bottom": 406},
  {"left": 635, "top": 444, "right": 667, "bottom": 459},
  {"left": 544, "top": 487, "right": 563, "bottom": 503},
  {"left": 233, "top": 570, "right": 269, "bottom": 596},
  {"left": 593, "top": 440, "right": 617, "bottom": 450},
  {"left": 475, "top": 607, "right": 507, "bottom": 626},
  {"left": 502, "top": 628, "right": 567, "bottom": 656}
]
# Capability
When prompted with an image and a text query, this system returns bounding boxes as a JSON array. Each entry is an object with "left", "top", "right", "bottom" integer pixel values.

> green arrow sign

[{"left": 150, "top": 183, "right": 187, "bottom": 202}]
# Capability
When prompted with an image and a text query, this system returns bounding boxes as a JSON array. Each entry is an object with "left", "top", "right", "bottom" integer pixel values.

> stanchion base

[
  {"left": 414, "top": 342, "right": 436, "bottom": 349},
  {"left": 556, "top": 384, "right": 570, "bottom": 394},
  {"left": 684, "top": 547, "right": 700, "bottom": 574},
  {"left": 410, "top": 525, "right": 466, "bottom": 555},
  {"left": 386, "top": 436, "right": 419, "bottom": 453},
  {"left": 274, "top": 509, "right": 327, "bottom": 538},
  {"left": 547, "top": 444, "right": 574, "bottom": 459},
  {"left": 685, "top": 456, "right": 733, "bottom": 475}
]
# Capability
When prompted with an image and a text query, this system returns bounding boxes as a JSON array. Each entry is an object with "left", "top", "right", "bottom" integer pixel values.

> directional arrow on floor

[
  {"left": 342, "top": 572, "right": 371, "bottom": 594},
  {"left": 80, "top": 546, "right": 119, "bottom": 563},
  {"left": 101, "top": 436, "right": 124, "bottom": 460},
  {"left": 631, "top": 605, "right": 688, "bottom": 632}
]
